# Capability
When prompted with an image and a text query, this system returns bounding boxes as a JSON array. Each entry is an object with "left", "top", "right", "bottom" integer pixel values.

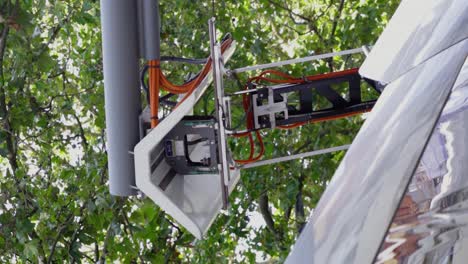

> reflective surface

[
  {"left": 375, "top": 60, "right": 468, "bottom": 264},
  {"left": 360, "top": 0, "right": 468, "bottom": 84},
  {"left": 285, "top": 40, "right": 468, "bottom": 264}
]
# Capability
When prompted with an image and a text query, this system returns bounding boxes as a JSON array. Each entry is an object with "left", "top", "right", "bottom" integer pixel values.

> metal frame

[
  {"left": 220, "top": 45, "right": 375, "bottom": 169},
  {"left": 209, "top": 18, "right": 231, "bottom": 209},
  {"left": 240, "top": 144, "right": 350, "bottom": 169},
  {"left": 249, "top": 70, "right": 377, "bottom": 129},
  {"left": 229, "top": 46, "right": 369, "bottom": 74}
]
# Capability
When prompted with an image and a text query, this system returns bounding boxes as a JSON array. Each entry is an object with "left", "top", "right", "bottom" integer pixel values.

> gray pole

[
  {"left": 100, "top": 0, "right": 141, "bottom": 196},
  {"left": 138, "top": 0, "right": 161, "bottom": 60}
]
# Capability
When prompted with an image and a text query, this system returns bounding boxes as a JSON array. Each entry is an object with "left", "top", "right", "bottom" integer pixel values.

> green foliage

[{"left": 0, "top": 0, "right": 399, "bottom": 262}]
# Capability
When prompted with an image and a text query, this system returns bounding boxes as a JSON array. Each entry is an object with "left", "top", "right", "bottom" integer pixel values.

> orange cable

[
  {"left": 149, "top": 60, "right": 160, "bottom": 128},
  {"left": 148, "top": 37, "right": 233, "bottom": 129}
]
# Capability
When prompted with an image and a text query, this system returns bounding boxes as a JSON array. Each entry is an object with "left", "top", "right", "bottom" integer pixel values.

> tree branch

[
  {"left": 47, "top": 213, "right": 75, "bottom": 264},
  {"left": 100, "top": 225, "right": 112, "bottom": 263},
  {"left": 35, "top": 10, "right": 74, "bottom": 61},
  {"left": 100, "top": 200, "right": 124, "bottom": 263},
  {"left": 295, "top": 173, "right": 306, "bottom": 234},
  {"left": 326, "top": 0, "right": 346, "bottom": 71},
  {"left": 121, "top": 206, "right": 145, "bottom": 263},
  {"left": 258, "top": 193, "right": 279, "bottom": 239},
  {"left": 265, "top": 0, "right": 325, "bottom": 41},
  {"left": 0, "top": 8, "right": 17, "bottom": 173},
  {"left": 71, "top": 112, "right": 88, "bottom": 149},
  {"left": 265, "top": 0, "right": 311, "bottom": 23},
  {"left": 330, "top": 0, "right": 345, "bottom": 42}
]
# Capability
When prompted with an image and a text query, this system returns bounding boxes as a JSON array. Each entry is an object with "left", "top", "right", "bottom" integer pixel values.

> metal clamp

[{"left": 252, "top": 87, "right": 288, "bottom": 129}]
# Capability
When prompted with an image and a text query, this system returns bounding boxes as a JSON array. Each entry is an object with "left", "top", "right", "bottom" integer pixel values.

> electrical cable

[
  {"left": 172, "top": 36, "right": 233, "bottom": 105},
  {"left": 148, "top": 60, "right": 160, "bottom": 127},
  {"left": 140, "top": 66, "right": 150, "bottom": 105},
  {"left": 159, "top": 92, "right": 177, "bottom": 107},
  {"left": 145, "top": 35, "right": 233, "bottom": 130}
]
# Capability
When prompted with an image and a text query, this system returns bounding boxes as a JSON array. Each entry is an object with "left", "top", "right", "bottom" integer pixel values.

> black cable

[
  {"left": 140, "top": 34, "right": 233, "bottom": 108},
  {"left": 183, "top": 136, "right": 205, "bottom": 166},
  {"left": 159, "top": 93, "right": 177, "bottom": 107},
  {"left": 223, "top": 71, "right": 255, "bottom": 131},
  {"left": 140, "top": 65, "right": 150, "bottom": 105},
  {"left": 140, "top": 56, "right": 203, "bottom": 102},
  {"left": 230, "top": 105, "right": 252, "bottom": 129},
  {"left": 224, "top": 101, "right": 252, "bottom": 131},
  {"left": 186, "top": 137, "right": 208, "bottom": 145},
  {"left": 221, "top": 33, "right": 231, "bottom": 43}
]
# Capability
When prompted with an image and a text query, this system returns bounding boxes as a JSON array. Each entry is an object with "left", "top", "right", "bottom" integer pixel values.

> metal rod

[
  {"left": 225, "top": 129, "right": 253, "bottom": 135},
  {"left": 226, "top": 88, "right": 258, "bottom": 96},
  {"left": 240, "top": 144, "right": 351, "bottom": 169},
  {"left": 209, "top": 18, "right": 230, "bottom": 209},
  {"left": 362, "top": 45, "right": 371, "bottom": 57},
  {"left": 229, "top": 47, "right": 365, "bottom": 74}
]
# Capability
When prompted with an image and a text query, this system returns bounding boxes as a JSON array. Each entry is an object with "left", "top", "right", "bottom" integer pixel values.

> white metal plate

[{"left": 134, "top": 42, "right": 238, "bottom": 239}]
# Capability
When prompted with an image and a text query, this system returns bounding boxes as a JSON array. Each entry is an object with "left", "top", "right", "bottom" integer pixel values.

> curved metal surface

[
  {"left": 375, "top": 60, "right": 468, "bottom": 264},
  {"left": 285, "top": 40, "right": 468, "bottom": 264},
  {"left": 359, "top": 0, "right": 468, "bottom": 84}
]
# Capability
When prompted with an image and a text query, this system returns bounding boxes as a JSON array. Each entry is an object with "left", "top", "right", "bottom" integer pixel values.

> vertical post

[
  {"left": 100, "top": 0, "right": 141, "bottom": 196},
  {"left": 139, "top": 0, "right": 161, "bottom": 60},
  {"left": 209, "top": 18, "right": 230, "bottom": 209},
  {"left": 138, "top": 0, "right": 161, "bottom": 128},
  {"left": 149, "top": 60, "right": 160, "bottom": 127}
]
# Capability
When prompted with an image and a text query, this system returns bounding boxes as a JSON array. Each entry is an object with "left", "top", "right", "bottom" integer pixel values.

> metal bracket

[
  {"left": 223, "top": 96, "right": 232, "bottom": 129},
  {"left": 252, "top": 88, "right": 289, "bottom": 129},
  {"left": 248, "top": 69, "right": 377, "bottom": 129}
]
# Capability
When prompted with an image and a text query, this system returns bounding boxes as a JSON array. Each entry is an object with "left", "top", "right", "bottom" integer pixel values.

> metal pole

[
  {"left": 209, "top": 18, "right": 230, "bottom": 209},
  {"left": 240, "top": 144, "right": 351, "bottom": 169},
  {"left": 100, "top": 0, "right": 141, "bottom": 196},
  {"left": 229, "top": 47, "right": 365, "bottom": 74},
  {"left": 139, "top": 0, "right": 161, "bottom": 60}
]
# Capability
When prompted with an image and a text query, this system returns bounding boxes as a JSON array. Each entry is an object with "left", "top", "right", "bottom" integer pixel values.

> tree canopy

[{"left": 0, "top": 0, "right": 399, "bottom": 263}]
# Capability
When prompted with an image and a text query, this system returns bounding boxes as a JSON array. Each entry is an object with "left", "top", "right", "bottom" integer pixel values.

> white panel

[{"left": 134, "top": 43, "right": 239, "bottom": 239}]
